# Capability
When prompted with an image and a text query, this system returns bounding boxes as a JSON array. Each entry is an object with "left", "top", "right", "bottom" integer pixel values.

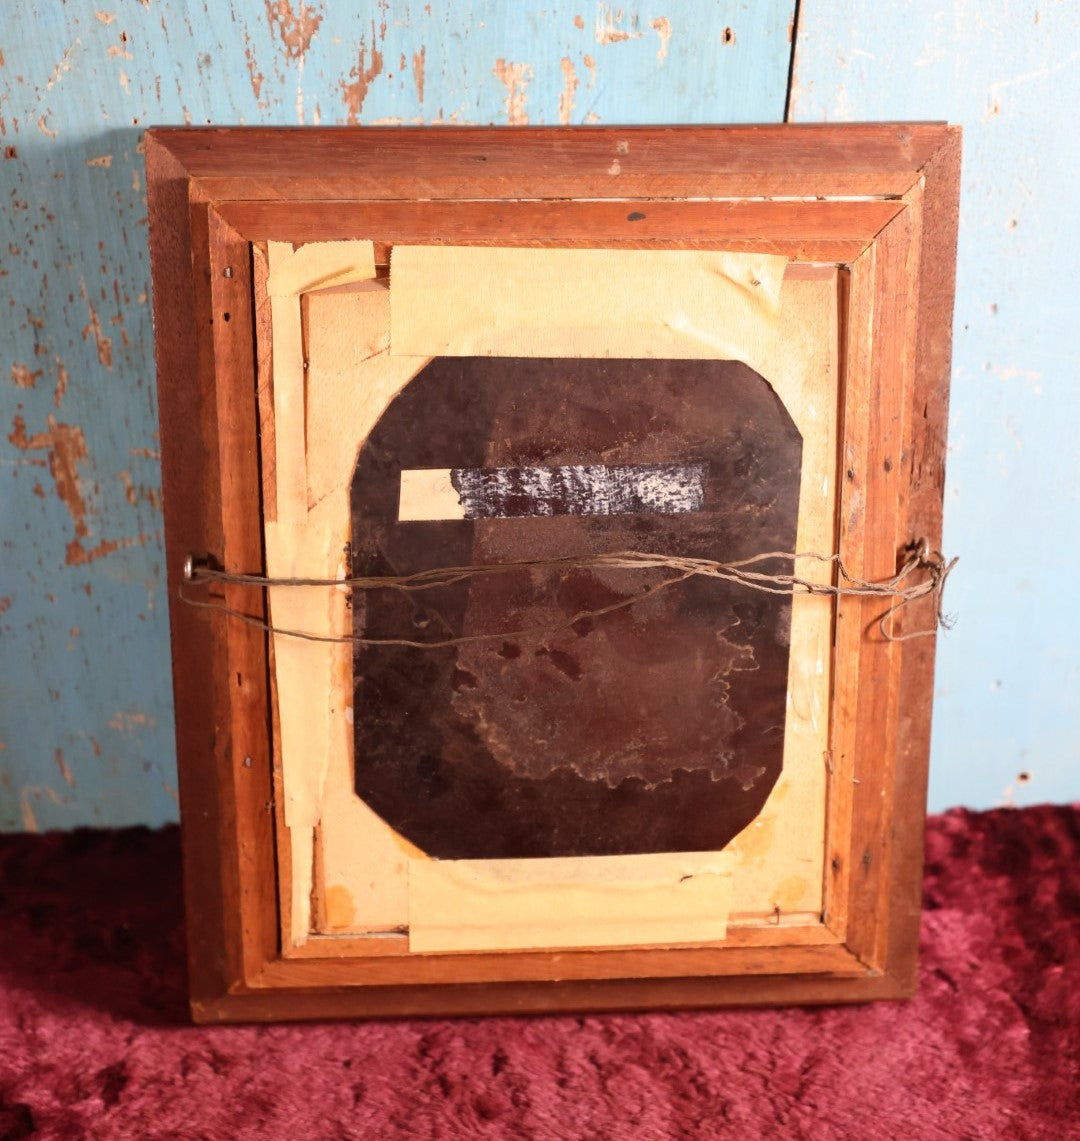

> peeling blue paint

[
  {"left": 0, "top": 1, "right": 794, "bottom": 830},
  {"left": 792, "top": 1, "right": 1080, "bottom": 810}
]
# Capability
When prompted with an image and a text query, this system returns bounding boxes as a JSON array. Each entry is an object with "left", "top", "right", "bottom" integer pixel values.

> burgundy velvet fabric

[{"left": 0, "top": 805, "right": 1076, "bottom": 1140}]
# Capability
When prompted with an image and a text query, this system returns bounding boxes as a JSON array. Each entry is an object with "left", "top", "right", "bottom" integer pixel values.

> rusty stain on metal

[{"left": 493, "top": 58, "right": 532, "bottom": 125}]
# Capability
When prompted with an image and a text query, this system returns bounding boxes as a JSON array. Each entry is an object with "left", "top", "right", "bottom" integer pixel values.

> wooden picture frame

[{"left": 146, "top": 124, "right": 960, "bottom": 1023}]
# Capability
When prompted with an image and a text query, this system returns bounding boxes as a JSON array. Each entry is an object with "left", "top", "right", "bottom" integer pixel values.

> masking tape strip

[
  {"left": 267, "top": 239, "right": 377, "bottom": 299},
  {"left": 267, "top": 241, "right": 378, "bottom": 524},
  {"left": 263, "top": 521, "right": 338, "bottom": 827},
  {"left": 389, "top": 247, "right": 787, "bottom": 368},
  {"left": 263, "top": 241, "right": 377, "bottom": 943},
  {"left": 408, "top": 851, "right": 734, "bottom": 953}
]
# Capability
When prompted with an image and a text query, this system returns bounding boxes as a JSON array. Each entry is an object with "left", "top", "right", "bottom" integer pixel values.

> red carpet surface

[{"left": 0, "top": 804, "right": 1076, "bottom": 1140}]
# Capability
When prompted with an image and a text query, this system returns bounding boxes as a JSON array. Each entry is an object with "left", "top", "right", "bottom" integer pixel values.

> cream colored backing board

[{"left": 257, "top": 242, "right": 839, "bottom": 956}]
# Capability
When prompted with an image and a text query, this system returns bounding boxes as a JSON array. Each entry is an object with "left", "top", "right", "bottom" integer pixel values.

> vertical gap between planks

[{"left": 784, "top": 0, "right": 803, "bottom": 122}]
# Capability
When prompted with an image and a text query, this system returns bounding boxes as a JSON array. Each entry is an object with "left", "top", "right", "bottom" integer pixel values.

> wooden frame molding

[{"left": 146, "top": 125, "right": 961, "bottom": 1023}]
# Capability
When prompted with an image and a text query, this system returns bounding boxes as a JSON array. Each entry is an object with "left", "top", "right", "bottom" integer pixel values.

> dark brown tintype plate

[{"left": 350, "top": 357, "right": 802, "bottom": 859}]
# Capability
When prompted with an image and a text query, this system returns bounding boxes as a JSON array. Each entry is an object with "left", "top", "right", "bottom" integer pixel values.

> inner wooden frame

[{"left": 146, "top": 125, "right": 960, "bottom": 1023}]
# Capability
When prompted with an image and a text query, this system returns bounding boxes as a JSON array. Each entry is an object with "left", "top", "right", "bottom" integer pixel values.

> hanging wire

[{"left": 178, "top": 542, "right": 956, "bottom": 646}]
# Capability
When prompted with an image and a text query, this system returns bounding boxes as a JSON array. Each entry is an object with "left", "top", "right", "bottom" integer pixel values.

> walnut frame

[{"left": 146, "top": 124, "right": 960, "bottom": 1023}]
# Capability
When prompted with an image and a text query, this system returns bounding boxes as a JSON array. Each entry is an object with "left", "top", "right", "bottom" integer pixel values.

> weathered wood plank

[
  {"left": 791, "top": 0, "right": 1079, "bottom": 812},
  {"left": 0, "top": 0, "right": 796, "bottom": 832}
]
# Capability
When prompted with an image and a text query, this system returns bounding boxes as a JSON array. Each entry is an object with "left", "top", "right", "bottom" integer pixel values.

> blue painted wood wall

[
  {"left": 791, "top": 0, "right": 1080, "bottom": 812},
  {"left": 0, "top": 2, "right": 795, "bottom": 830},
  {"left": 2, "top": 1, "right": 1076, "bottom": 830}
]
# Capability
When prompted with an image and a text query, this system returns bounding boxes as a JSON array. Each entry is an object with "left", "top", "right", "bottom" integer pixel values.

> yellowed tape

[
  {"left": 409, "top": 851, "right": 734, "bottom": 953},
  {"left": 390, "top": 246, "right": 786, "bottom": 368}
]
